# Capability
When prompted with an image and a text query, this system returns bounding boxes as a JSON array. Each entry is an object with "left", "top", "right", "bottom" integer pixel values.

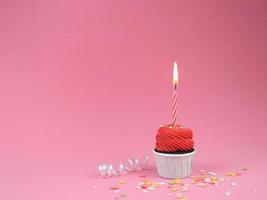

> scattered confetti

[{"left": 106, "top": 169, "right": 245, "bottom": 199}]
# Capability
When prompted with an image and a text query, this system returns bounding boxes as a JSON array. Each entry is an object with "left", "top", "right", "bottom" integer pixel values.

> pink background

[{"left": 0, "top": 0, "right": 267, "bottom": 199}]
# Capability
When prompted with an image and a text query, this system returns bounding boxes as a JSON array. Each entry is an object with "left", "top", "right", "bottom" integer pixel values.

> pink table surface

[{"left": 0, "top": 0, "right": 267, "bottom": 199}]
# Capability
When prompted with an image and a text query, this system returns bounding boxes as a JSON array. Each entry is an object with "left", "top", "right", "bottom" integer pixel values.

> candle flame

[{"left": 173, "top": 61, "right": 178, "bottom": 89}]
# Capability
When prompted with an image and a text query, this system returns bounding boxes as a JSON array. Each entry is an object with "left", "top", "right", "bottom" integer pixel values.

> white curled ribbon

[{"left": 98, "top": 154, "right": 153, "bottom": 177}]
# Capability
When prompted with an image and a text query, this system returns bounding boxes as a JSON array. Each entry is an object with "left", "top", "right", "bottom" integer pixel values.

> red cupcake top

[{"left": 155, "top": 124, "right": 194, "bottom": 152}]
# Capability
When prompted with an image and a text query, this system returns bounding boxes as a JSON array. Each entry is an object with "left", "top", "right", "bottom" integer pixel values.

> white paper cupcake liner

[{"left": 153, "top": 149, "right": 196, "bottom": 179}]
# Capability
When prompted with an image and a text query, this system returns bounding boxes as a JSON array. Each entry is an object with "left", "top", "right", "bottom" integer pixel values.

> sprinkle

[
  {"left": 141, "top": 185, "right": 147, "bottom": 189},
  {"left": 218, "top": 177, "right": 225, "bottom": 182},
  {"left": 110, "top": 187, "right": 120, "bottom": 190},
  {"left": 92, "top": 185, "right": 97, "bottom": 189},
  {"left": 225, "top": 190, "right": 232, "bottom": 197},
  {"left": 120, "top": 193, "right": 126, "bottom": 198},
  {"left": 148, "top": 186, "right": 155, "bottom": 190},
  {"left": 197, "top": 183, "right": 207, "bottom": 187},
  {"left": 208, "top": 171, "right": 217, "bottom": 176},
  {"left": 231, "top": 182, "right": 237, "bottom": 186},
  {"left": 204, "top": 178, "right": 211, "bottom": 183},
  {"left": 211, "top": 176, "right": 218, "bottom": 180},
  {"left": 182, "top": 186, "right": 189, "bottom": 192},
  {"left": 159, "top": 181, "right": 166, "bottom": 185},
  {"left": 119, "top": 180, "right": 126, "bottom": 184},
  {"left": 242, "top": 168, "right": 248, "bottom": 171},
  {"left": 142, "top": 189, "right": 148, "bottom": 193},
  {"left": 138, "top": 182, "right": 144, "bottom": 186},
  {"left": 226, "top": 172, "right": 236, "bottom": 176},
  {"left": 169, "top": 178, "right": 183, "bottom": 185},
  {"left": 178, "top": 197, "right": 187, "bottom": 200},
  {"left": 167, "top": 193, "right": 172, "bottom": 196},
  {"left": 136, "top": 185, "right": 141, "bottom": 189},
  {"left": 253, "top": 189, "right": 257, "bottom": 192},
  {"left": 170, "top": 187, "right": 178, "bottom": 192}
]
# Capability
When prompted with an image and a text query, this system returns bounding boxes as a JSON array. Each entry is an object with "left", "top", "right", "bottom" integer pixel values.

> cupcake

[{"left": 153, "top": 124, "right": 195, "bottom": 178}]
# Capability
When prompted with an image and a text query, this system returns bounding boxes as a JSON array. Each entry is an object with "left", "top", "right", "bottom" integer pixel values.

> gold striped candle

[{"left": 172, "top": 62, "right": 178, "bottom": 126}]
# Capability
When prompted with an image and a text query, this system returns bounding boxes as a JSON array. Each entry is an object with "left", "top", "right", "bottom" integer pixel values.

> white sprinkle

[
  {"left": 138, "top": 182, "right": 144, "bottom": 186},
  {"left": 136, "top": 185, "right": 141, "bottom": 189},
  {"left": 182, "top": 186, "right": 189, "bottom": 191},
  {"left": 167, "top": 193, "right": 172, "bottom": 196},
  {"left": 142, "top": 189, "right": 148, "bottom": 193},
  {"left": 225, "top": 190, "right": 232, "bottom": 197},
  {"left": 204, "top": 178, "right": 211, "bottom": 183},
  {"left": 160, "top": 181, "right": 166, "bottom": 185},
  {"left": 148, "top": 186, "right": 155, "bottom": 190},
  {"left": 92, "top": 185, "right": 97, "bottom": 189},
  {"left": 231, "top": 182, "right": 237, "bottom": 186},
  {"left": 219, "top": 177, "right": 225, "bottom": 182},
  {"left": 208, "top": 171, "right": 217, "bottom": 176},
  {"left": 184, "top": 183, "right": 190, "bottom": 187},
  {"left": 253, "top": 189, "right": 257, "bottom": 192},
  {"left": 197, "top": 183, "right": 206, "bottom": 187}
]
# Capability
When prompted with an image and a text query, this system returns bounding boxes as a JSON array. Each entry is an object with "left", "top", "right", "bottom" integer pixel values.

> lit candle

[{"left": 172, "top": 61, "right": 178, "bottom": 126}]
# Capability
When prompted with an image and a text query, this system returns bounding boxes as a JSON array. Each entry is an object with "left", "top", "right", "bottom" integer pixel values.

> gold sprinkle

[
  {"left": 119, "top": 180, "right": 126, "bottom": 184},
  {"left": 170, "top": 187, "right": 178, "bottom": 192},
  {"left": 110, "top": 187, "right": 120, "bottom": 190}
]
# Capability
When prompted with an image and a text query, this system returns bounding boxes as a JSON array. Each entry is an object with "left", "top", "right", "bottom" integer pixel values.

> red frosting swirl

[{"left": 155, "top": 124, "right": 194, "bottom": 152}]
